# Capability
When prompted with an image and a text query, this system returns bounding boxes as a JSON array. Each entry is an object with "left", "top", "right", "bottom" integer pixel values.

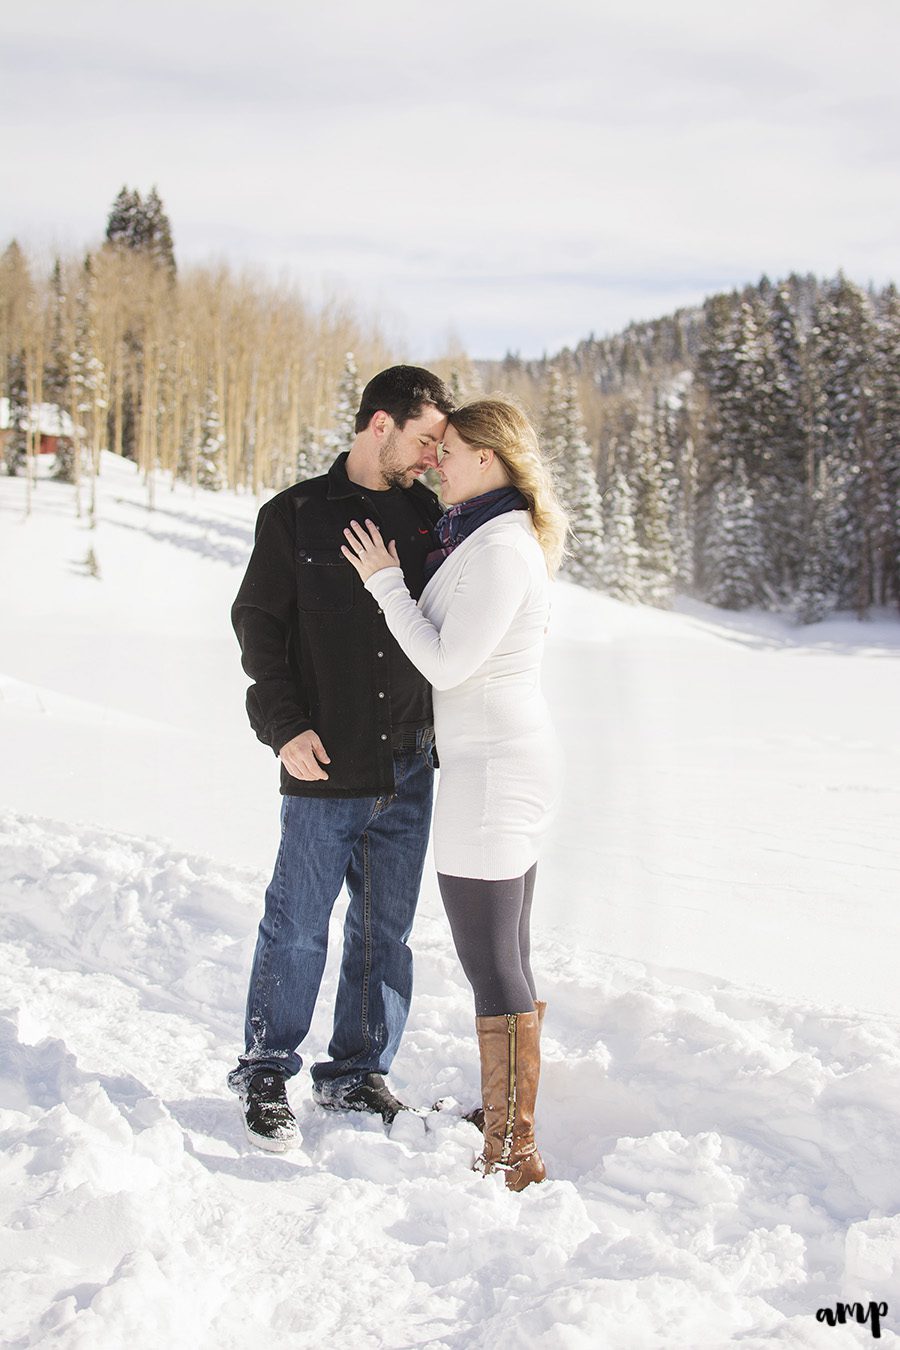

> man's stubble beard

[{"left": 378, "top": 428, "right": 416, "bottom": 490}]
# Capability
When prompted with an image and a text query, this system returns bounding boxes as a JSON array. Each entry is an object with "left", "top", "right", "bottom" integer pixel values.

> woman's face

[{"left": 436, "top": 424, "right": 488, "bottom": 506}]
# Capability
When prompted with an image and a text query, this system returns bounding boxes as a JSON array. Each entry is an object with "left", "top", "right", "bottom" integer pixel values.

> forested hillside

[
  {"left": 483, "top": 274, "right": 900, "bottom": 621},
  {"left": 2, "top": 189, "right": 897, "bottom": 622}
]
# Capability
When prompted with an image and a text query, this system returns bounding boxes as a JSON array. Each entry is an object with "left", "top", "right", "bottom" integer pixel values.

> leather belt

[{"left": 391, "top": 726, "right": 434, "bottom": 752}]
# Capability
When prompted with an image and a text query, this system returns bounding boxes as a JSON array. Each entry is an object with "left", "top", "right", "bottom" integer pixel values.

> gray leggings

[{"left": 437, "top": 864, "right": 538, "bottom": 1017}]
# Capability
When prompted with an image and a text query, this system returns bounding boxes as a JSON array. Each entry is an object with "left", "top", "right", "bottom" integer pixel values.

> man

[{"left": 228, "top": 365, "right": 454, "bottom": 1151}]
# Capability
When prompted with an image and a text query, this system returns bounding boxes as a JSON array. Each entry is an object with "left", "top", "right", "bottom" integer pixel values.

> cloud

[{"left": 2, "top": 0, "right": 898, "bottom": 356}]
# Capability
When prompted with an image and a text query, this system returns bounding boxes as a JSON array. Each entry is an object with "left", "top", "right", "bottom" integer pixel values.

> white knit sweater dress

[{"left": 365, "top": 511, "right": 562, "bottom": 880}]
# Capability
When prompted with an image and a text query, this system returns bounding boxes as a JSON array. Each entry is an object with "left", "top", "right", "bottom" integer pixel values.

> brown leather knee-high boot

[
  {"left": 465, "top": 1000, "right": 546, "bottom": 1134},
  {"left": 475, "top": 1008, "right": 546, "bottom": 1191}
]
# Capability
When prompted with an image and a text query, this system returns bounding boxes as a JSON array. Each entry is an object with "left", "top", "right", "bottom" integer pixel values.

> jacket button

[
  {"left": 377, "top": 651, "right": 384, "bottom": 658},
  {"left": 377, "top": 608, "right": 383, "bottom": 615},
  {"left": 381, "top": 733, "right": 387, "bottom": 741},
  {"left": 378, "top": 692, "right": 385, "bottom": 698}
]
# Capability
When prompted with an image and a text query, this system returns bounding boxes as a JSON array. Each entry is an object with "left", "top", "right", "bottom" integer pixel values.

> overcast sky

[{"left": 2, "top": 0, "right": 898, "bottom": 359}]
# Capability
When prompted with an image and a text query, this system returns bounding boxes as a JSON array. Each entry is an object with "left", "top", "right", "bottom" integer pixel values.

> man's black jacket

[{"left": 232, "top": 453, "right": 442, "bottom": 797}]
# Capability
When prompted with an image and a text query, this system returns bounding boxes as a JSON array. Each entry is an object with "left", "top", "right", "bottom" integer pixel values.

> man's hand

[{"left": 279, "top": 729, "right": 331, "bottom": 781}]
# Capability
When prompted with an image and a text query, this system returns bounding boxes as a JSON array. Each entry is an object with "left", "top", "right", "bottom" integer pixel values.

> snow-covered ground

[{"left": 2, "top": 456, "right": 899, "bottom": 1348}]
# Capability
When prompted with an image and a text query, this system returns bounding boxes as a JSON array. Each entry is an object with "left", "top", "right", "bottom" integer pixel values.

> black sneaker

[
  {"left": 241, "top": 1070, "right": 301, "bottom": 1152},
  {"left": 312, "top": 1072, "right": 407, "bottom": 1124}
]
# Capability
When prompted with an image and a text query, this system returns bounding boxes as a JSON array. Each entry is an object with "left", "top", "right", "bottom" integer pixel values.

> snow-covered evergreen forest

[
  {"left": 485, "top": 274, "right": 900, "bottom": 622},
  {"left": 2, "top": 190, "right": 898, "bottom": 625}
]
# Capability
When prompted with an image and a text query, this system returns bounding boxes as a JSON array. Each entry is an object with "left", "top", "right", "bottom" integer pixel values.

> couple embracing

[{"left": 228, "top": 365, "right": 566, "bottom": 1191}]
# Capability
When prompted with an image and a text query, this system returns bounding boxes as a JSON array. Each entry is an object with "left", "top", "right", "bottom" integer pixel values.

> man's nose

[{"left": 420, "top": 444, "right": 439, "bottom": 469}]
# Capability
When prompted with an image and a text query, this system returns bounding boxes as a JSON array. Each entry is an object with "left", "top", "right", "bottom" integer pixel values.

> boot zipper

[{"left": 500, "top": 1014, "right": 518, "bottom": 1163}]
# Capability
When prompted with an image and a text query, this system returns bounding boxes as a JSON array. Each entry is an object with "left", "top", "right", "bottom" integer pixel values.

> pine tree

[
  {"left": 755, "top": 285, "right": 809, "bottom": 598},
  {"left": 810, "top": 276, "right": 872, "bottom": 463},
  {"left": 105, "top": 187, "right": 142, "bottom": 249},
  {"left": 652, "top": 372, "right": 697, "bottom": 594},
  {"left": 632, "top": 401, "right": 676, "bottom": 608},
  {"left": 296, "top": 422, "right": 321, "bottom": 481},
  {"left": 176, "top": 377, "right": 201, "bottom": 485},
  {"left": 704, "top": 458, "right": 765, "bottom": 609},
  {"left": 794, "top": 457, "right": 853, "bottom": 622},
  {"left": 696, "top": 296, "right": 775, "bottom": 603},
  {"left": 321, "top": 352, "right": 360, "bottom": 466},
  {"left": 602, "top": 464, "right": 642, "bottom": 602},
  {"left": 1, "top": 241, "right": 32, "bottom": 476},
  {"left": 768, "top": 286, "right": 807, "bottom": 469},
  {"left": 696, "top": 292, "right": 738, "bottom": 426},
  {"left": 871, "top": 284, "right": 900, "bottom": 607},
  {"left": 104, "top": 185, "right": 175, "bottom": 276},
  {"left": 808, "top": 275, "right": 875, "bottom": 612},
  {"left": 447, "top": 367, "right": 466, "bottom": 407},
  {"left": 140, "top": 186, "right": 176, "bottom": 278},
  {"left": 696, "top": 292, "right": 776, "bottom": 487},
  {"left": 541, "top": 369, "right": 568, "bottom": 461},
  {"left": 541, "top": 368, "right": 604, "bottom": 587},
  {"left": 716, "top": 299, "right": 772, "bottom": 480},
  {"left": 197, "top": 382, "right": 225, "bottom": 490},
  {"left": 445, "top": 354, "right": 482, "bottom": 407},
  {"left": 44, "top": 260, "right": 69, "bottom": 404},
  {"left": 671, "top": 436, "right": 697, "bottom": 593},
  {"left": 4, "top": 349, "right": 27, "bottom": 476},
  {"left": 45, "top": 259, "right": 76, "bottom": 482}
]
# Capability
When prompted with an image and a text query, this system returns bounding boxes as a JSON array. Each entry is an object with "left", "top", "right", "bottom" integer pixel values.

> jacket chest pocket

[{"left": 296, "top": 546, "right": 355, "bottom": 613}]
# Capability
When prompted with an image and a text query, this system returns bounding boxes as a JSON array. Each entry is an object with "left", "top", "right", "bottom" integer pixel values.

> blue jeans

[{"left": 228, "top": 733, "right": 435, "bottom": 1095}]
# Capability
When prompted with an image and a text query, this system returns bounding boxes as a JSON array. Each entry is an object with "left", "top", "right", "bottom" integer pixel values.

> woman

[{"left": 341, "top": 399, "right": 567, "bottom": 1191}]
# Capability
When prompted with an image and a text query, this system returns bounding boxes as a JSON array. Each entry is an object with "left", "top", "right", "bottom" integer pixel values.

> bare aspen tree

[
  {"left": 23, "top": 282, "right": 47, "bottom": 517},
  {"left": 3, "top": 241, "right": 399, "bottom": 511},
  {"left": 1, "top": 242, "right": 33, "bottom": 479}
]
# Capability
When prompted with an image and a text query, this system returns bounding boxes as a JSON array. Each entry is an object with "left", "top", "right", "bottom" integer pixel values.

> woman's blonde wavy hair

[{"left": 447, "top": 398, "right": 569, "bottom": 575}]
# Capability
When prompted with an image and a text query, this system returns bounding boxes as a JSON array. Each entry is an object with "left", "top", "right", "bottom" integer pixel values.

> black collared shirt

[{"left": 232, "top": 453, "right": 441, "bottom": 797}]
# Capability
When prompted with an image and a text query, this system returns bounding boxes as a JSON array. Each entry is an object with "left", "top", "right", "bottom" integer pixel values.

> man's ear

[{"left": 371, "top": 411, "right": 393, "bottom": 441}]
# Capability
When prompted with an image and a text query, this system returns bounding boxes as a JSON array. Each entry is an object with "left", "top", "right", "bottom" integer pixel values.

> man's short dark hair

[{"left": 354, "top": 365, "right": 455, "bottom": 435}]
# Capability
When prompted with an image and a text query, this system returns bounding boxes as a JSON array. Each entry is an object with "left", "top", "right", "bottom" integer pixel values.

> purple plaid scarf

[{"left": 423, "top": 485, "right": 529, "bottom": 582}]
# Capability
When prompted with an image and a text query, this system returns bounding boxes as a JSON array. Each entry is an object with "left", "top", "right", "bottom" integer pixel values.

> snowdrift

[{"left": 2, "top": 457, "right": 899, "bottom": 1346}]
